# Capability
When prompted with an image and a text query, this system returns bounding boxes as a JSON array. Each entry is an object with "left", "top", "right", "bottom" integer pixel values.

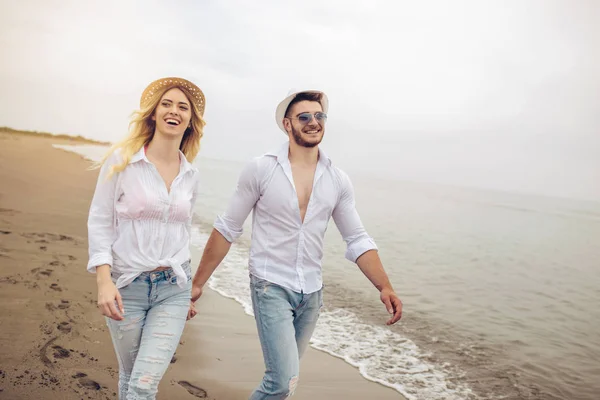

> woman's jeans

[
  {"left": 249, "top": 274, "right": 323, "bottom": 400},
  {"left": 106, "top": 262, "right": 191, "bottom": 400}
]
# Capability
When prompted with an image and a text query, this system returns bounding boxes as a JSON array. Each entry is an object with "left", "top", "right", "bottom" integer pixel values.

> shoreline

[
  {"left": 0, "top": 130, "right": 404, "bottom": 399},
  {"left": 0, "top": 127, "right": 111, "bottom": 146}
]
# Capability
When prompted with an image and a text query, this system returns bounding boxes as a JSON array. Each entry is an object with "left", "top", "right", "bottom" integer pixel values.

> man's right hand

[
  {"left": 97, "top": 279, "right": 124, "bottom": 321},
  {"left": 191, "top": 284, "right": 204, "bottom": 303}
]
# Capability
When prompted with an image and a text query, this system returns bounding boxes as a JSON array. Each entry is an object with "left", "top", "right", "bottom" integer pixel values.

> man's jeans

[
  {"left": 249, "top": 274, "right": 323, "bottom": 399},
  {"left": 106, "top": 263, "right": 191, "bottom": 400}
]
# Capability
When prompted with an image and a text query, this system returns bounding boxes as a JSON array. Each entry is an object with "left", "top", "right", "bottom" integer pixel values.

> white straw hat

[{"left": 275, "top": 89, "right": 329, "bottom": 134}]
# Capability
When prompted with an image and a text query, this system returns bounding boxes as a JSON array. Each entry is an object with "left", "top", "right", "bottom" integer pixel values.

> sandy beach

[{"left": 0, "top": 129, "right": 404, "bottom": 399}]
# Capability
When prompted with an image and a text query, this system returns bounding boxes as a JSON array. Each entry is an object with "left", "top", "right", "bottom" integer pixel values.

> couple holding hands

[{"left": 88, "top": 77, "right": 402, "bottom": 399}]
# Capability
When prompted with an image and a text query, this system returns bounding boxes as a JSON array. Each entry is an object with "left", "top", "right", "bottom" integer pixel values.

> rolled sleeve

[
  {"left": 86, "top": 152, "right": 121, "bottom": 273},
  {"left": 332, "top": 171, "right": 378, "bottom": 263},
  {"left": 345, "top": 237, "right": 378, "bottom": 263},
  {"left": 214, "top": 215, "right": 242, "bottom": 243},
  {"left": 213, "top": 158, "right": 261, "bottom": 243},
  {"left": 87, "top": 254, "right": 114, "bottom": 273}
]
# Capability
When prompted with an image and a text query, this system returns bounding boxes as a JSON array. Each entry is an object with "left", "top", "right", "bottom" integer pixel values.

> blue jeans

[
  {"left": 249, "top": 275, "right": 323, "bottom": 400},
  {"left": 106, "top": 263, "right": 191, "bottom": 400}
]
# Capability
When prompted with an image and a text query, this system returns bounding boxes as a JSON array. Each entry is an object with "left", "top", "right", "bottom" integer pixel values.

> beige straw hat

[{"left": 140, "top": 77, "right": 206, "bottom": 116}]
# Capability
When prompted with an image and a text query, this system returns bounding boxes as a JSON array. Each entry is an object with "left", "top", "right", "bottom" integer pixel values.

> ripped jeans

[
  {"left": 106, "top": 263, "right": 191, "bottom": 400},
  {"left": 249, "top": 275, "right": 323, "bottom": 400}
]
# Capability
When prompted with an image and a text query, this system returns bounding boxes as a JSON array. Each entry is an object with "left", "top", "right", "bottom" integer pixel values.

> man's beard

[{"left": 291, "top": 125, "right": 323, "bottom": 148}]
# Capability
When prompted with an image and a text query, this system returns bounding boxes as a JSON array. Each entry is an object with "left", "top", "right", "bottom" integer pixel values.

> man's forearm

[
  {"left": 192, "top": 228, "right": 232, "bottom": 287},
  {"left": 356, "top": 249, "right": 394, "bottom": 292}
]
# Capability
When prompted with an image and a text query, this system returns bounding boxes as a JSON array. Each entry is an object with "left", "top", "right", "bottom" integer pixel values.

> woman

[{"left": 87, "top": 77, "right": 205, "bottom": 399}]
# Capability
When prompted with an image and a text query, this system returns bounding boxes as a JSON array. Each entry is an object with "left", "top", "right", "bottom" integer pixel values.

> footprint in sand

[
  {"left": 0, "top": 230, "right": 11, "bottom": 235},
  {"left": 0, "top": 276, "right": 18, "bottom": 284},
  {"left": 31, "top": 267, "right": 50, "bottom": 274},
  {"left": 31, "top": 268, "right": 53, "bottom": 277},
  {"left": 49, "top": 283, "right": 62, "bottom": 291},
  {"left": 21, "top": 232, "right": 79, "bottom": 247},
  {"left": 178, "top": 381, "right": 208, "bottom": 398},
  {"left": 58, "top": 300, "right": 70, "bottom": 309},
  {"left": 52, "top": 345, "right": 70, "bottom": 359},
  {"left": 57, "top": 322, "right": 72, "bottom": 333},
  {"left": 71, "top": 373, "right": 102, "bottom": 391},
  {"left": 78, "top": 377, "right": 101, "bottom": 390}
]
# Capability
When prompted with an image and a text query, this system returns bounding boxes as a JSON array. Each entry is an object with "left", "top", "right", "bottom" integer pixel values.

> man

[{"left": 190, "top": 89, "right": 402, "bottom": 399}]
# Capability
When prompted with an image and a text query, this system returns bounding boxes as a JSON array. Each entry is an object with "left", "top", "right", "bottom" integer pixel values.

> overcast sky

[{"left": 1, "top": 0, "right": 599, "bottom": 200}]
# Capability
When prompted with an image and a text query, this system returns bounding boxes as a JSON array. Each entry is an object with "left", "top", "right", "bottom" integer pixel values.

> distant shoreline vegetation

[{"left": 0, "top": 126, "right": 111, "bottom": 145}]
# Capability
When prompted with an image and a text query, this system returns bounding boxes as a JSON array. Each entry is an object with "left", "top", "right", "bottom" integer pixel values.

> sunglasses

[{"left": 287, "top": 112, "right": 328, "bottom": 125}]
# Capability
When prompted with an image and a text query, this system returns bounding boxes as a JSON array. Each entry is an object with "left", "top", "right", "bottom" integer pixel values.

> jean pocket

[{"left": 250, "top": 274, "right": 271, "bottom": 291}]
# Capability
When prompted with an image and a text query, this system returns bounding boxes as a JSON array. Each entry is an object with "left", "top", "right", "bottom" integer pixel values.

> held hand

[
  {"left": 188, "top": 283, "right": 203, "bottom": 320},
  {"left": 191, "top": 283, "right": 204, "bottom": 303},
  {"left": 187, "top": 301, "right": 197, "bottom": 320},
  {"left": 97, "top": 280, "right": 124, "bottom": 321},
  {"left": 380, "top": 288, "right": 402, "bottom": 325}
]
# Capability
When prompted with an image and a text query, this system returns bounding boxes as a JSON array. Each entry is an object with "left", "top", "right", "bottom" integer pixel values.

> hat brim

[
  {"left": 140, "top": 77, "right": 206, "bottom": 116},
  {"left": 275, "top": 90, "right": 328, "bottom": 134}
]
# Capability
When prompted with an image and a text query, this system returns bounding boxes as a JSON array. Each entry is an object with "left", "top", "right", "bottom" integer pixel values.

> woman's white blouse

[{"left": 87, "top": 147, "right": 199, "bottom": 289}]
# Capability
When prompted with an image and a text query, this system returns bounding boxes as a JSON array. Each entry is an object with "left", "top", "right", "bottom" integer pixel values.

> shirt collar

[
  {"left": 129, "top": 147, "right": 147, "bottom": 164},
  {"left": 129, "top": 146, "right": 196, "bottom": 174},
  {"left": 267, "top": 141, "right": 332, "bottom": 167}
]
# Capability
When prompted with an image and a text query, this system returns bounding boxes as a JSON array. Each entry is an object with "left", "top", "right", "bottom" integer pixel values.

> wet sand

[{"left": 0, "top": 129, "right": 404, "bottom": 399}]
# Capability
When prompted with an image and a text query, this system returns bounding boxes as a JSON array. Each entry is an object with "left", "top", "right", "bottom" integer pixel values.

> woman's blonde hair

[{"left": 95, "top": 84, "right": 206, "bottom": 178}]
